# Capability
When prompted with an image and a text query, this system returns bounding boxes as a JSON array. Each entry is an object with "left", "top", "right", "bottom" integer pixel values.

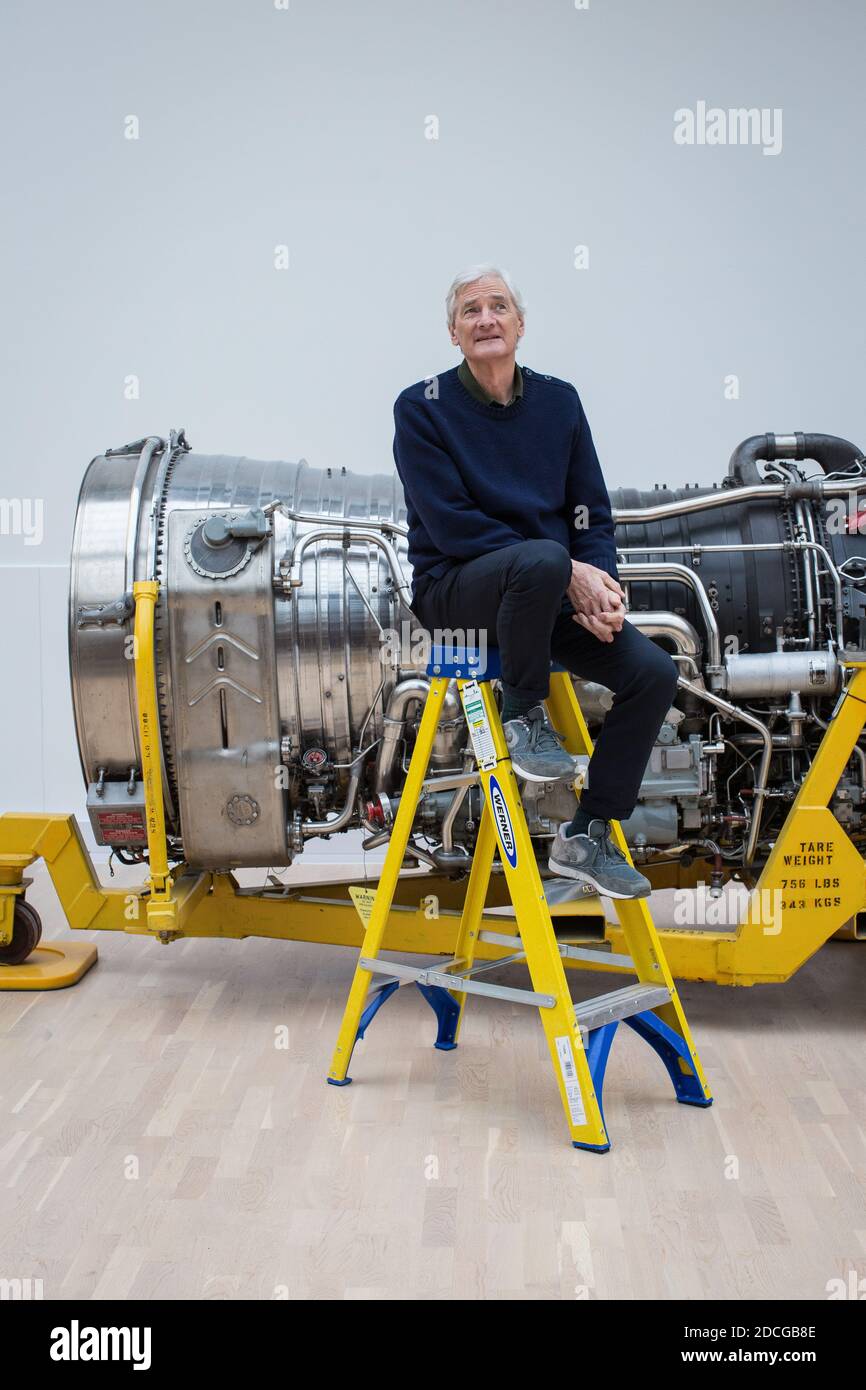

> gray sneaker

[
  {"left": 548, "top": 818, "right": 652, "bottom": 899},
  {"left": 503, "top": 704, "right": 578, "bottom": 783}
]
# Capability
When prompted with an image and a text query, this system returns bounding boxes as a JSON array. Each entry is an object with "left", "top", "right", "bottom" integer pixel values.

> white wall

[{"left": 0, "top": 565, "right": 81, "bottom": 817}]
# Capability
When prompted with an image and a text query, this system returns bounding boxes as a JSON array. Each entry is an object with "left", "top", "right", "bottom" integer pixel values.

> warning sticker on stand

[
  {"left": 459, "top": 679, "right": 498, "bottom": 771},
  {"left": 555, "top": 1035, "right": 588, "bottom": 1128},
  {"left": 348, "top": 885, "right": 377, "bottom": 926}
]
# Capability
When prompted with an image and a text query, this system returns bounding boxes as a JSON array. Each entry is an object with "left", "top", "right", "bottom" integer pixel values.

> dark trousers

[{"left": 413, "top": 538, "right": 680, "bottom": 821}]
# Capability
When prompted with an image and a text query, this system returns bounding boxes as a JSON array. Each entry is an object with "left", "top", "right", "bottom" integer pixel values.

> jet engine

[{"left": 70, "top": 428, "right": 866, "bottom": 885}]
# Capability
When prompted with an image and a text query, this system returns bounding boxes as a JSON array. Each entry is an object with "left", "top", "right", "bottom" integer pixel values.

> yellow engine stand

[
  {"left": 0, "top": 578, "right": 173, "bottom": 988},
  {"left": 327, "top": 650, "right": 713, "bottom": 1152},
  {"left": 1, "top": 584, "right": 866, "bottom": 994},
  {"left": 600, "top": 660, "right": 866, "bottom": 985},
  {"left": 0, "top": 846, "right": 96, "bottom": 990}
]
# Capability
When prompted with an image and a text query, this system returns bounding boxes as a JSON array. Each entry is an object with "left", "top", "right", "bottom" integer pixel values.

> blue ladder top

[{"left": 425, "top": 644, "right": 567, "bottom": 681}]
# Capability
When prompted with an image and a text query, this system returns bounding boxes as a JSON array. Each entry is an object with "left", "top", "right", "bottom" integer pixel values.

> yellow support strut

[
  {"left": 132, "top": 580, "right": 177, "bottom": 935},
  {"left": 600, "top": 661, "right": 866, "bottom": 984}
]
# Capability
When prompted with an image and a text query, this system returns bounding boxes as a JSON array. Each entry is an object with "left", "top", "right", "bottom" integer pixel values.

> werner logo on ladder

[{"left": 327, "top": 645, "right": 713, "bottom": 1153}]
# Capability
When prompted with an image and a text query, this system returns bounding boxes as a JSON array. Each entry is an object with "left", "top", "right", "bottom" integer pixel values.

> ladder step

[
  {"left": 479, "top": 929, "right": 635, "bottom": 970},
  {"left": 359, "top": 955, "right": 556, "bottom": 1008},
  {"left": 574, "top": 983, "right": 671, "bottom": 1035},
  {"left": 542, "top": 877, "right": 602, "bottom": 909},
  {"left": 491, "top": 879, "right": 604, "bottom": 919}
]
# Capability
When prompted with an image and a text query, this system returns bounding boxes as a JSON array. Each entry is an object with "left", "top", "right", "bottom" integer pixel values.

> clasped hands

[{"left": 567, "top": 560, "right": 626, "bottom": 643}]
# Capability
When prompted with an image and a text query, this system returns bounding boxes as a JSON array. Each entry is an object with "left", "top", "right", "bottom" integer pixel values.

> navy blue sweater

[{"left": 392, "top": 364, "right": 619, "bottom": 601}]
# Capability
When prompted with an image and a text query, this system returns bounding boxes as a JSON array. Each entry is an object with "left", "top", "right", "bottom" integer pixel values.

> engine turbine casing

[
  {"left": 70, "top": 431, "right": 866, "bottom": 873},
  {"left": 71, "top": 437, "right": 408, "bottom": 868}
]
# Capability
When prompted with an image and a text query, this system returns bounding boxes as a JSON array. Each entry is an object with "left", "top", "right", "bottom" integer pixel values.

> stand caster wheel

[{"left": 0, "top": 900, "right": 43, "bottom": 966}]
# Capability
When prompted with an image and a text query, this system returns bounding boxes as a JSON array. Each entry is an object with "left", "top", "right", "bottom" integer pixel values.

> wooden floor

[{"left": 1, "top": 861, "right": 865, "bottom": 1301}]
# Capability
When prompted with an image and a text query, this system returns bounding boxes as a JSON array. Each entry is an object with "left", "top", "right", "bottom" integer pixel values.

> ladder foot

[
  {"left": 573, "top": 1140, "right": 611, "bottom": 1153},
  {"left": 326, "top": 978, "right": 405, "bottom": 1084},
  {"left": 625, "top": 1010, "right": 713, "bottom": 1107},
  {"left": 416, "top": 981, "right": 461, "bottom": 1050},
  {"left": 326, "top": 979, "right": 401, "bottom": 1087}
]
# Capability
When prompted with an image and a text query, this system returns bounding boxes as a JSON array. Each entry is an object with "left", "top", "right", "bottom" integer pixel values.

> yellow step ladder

[{"left": 327, "top": 646, "right": 712, "bottom": 1151}]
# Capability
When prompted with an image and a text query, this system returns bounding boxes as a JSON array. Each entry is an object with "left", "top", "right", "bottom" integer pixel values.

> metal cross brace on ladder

[{"left": 327, "top": 646, "right": 712, "bottom": 1151}]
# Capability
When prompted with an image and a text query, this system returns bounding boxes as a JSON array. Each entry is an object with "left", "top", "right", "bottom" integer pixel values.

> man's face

[{"left": 449, "top": 275, "right": 524, "bottom": 363}]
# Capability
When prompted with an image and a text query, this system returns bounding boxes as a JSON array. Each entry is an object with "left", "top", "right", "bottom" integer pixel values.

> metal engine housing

[{"left": 70, "top": 428, "right": 866, "bottom": 879}]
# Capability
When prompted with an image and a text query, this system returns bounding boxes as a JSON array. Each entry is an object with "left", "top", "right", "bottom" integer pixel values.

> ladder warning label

[
  {"left": 459, "top": 680, "right": 498, "bottom": 771},
  {"left": 555, "top": 1035, "right": 588, "bottom": 1128}
]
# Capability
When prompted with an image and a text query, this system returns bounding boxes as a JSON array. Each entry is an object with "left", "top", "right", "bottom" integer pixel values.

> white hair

[{"left": 445, "top": 264, "right": 526, "bottom": 332}]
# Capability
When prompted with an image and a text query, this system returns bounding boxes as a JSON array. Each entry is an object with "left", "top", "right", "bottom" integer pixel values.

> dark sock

[
  {"left": 501, "top": 693, "right": 540, "bottom": 724},
  {"left": 564, "top": 805, "right": 599, "bottom": 838}
]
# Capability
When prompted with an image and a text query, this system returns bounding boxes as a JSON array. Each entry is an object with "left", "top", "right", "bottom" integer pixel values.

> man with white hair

[{"left": 392, "top": 266, "right": 679, "bottom": 898}]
